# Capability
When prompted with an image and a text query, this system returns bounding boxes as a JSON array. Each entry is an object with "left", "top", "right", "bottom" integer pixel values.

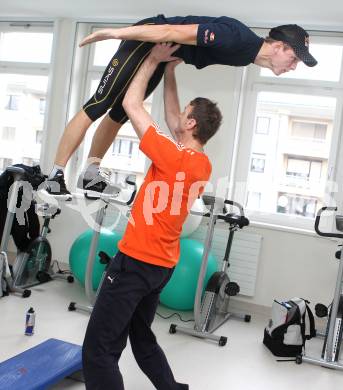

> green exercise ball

[
  {"left": 160, "top": 238, "right": 217, "bottom": 311},
  {"left": 69, "top": 229, "right": 122, "bottom": 290}
]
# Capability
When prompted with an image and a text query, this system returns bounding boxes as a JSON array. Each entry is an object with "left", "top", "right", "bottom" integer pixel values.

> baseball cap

[{"left": 268, "top": 24, "right": 317, "bottom": 67}]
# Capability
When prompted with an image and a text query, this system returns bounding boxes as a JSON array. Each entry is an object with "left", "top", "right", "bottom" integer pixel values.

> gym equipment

[
  {"left": 0, "top": 166, "right": 73, "bottom": 298},
  {"left": 170, "top": 196, "right": 251, "bottom": 346},
  {"left": 181, "top": 197, "right": 206, "bottom": 237},
  {"left": 0, "top": 338, "right": 82, "bottom": 390},
  {"left": 296, "top": 206, "right": 343, "bottom": 370},
  {"left": 68, "top": 178, "right": 136, "bottom": 313},
  {"left": 160, "top": 238, "right": 217, "bottom": 310},
  {"left": 69, "top": 228, "right": 122, "bottom": 290}
]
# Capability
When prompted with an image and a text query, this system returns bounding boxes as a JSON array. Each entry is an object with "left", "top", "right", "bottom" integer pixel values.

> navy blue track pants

[{"left": 82, "top": 251, "right": 189, "bottom": 390}]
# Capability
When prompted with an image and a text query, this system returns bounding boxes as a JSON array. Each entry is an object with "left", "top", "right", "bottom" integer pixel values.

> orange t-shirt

[{"left": 118, "top": 124, "right": 212, "bottom": 268}]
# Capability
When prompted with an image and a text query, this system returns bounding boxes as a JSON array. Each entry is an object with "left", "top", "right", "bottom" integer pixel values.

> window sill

[{"left": 249, "top": 219, "right": 335, "bottom": 240}]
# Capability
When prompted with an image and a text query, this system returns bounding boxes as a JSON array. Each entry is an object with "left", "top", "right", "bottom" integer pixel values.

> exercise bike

[
  {"left": 296, "top": 206, "right": 343, "bottom": 370},
  {"left": 68, "top": 177, "right": 137, "bottom": 314},
  {"left": 170, "top": 195, "right": 251, "bottom": 346},
  {"left": 0, "top": 165, "right": 73, "bottom": 298}
]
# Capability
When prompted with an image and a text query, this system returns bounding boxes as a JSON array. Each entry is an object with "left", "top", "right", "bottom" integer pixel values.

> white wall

[
  {"left": 240, "top": 226, "right": 339, "bottom": 307},
  {"left": 1, "top": 0, "right": 343, "bottom": 30}
]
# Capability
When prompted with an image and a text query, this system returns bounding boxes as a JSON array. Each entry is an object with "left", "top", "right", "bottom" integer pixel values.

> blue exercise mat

[{"left": 0, "top": 338, "right": 82, "bottom": 390}]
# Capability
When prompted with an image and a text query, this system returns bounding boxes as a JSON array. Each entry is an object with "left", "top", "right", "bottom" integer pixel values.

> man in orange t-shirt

[{"left": 82, "top": 43, "right": 222, "bottom": 390}]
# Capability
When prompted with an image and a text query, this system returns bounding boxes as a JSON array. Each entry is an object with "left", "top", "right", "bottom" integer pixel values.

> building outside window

[{"left": 245, "top": 92, "right": 333, "bottom": 222}]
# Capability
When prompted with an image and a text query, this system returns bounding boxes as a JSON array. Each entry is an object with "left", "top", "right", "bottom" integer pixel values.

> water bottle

[{"left": 25, "top": 307, "right": 35, "bottom": 336}]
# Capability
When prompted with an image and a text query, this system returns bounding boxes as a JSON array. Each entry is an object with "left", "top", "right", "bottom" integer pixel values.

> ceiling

[{"left": 0, "top": 0, "right": 342, "bottom": 31}]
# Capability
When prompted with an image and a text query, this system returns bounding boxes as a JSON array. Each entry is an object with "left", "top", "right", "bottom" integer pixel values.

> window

[
  {"left": 2, "top": 126, "right": 15, "bottom": 141},
  {"left": 0, "top": 74, "right": 49, "bottom": 166},
  {"left": 260, "top": 43, "right": 343, "bottom": 82},
  {"left": 251, "top": 154, "right": 266, "bottom": 173},
  {"left": 22, "top": 157, "right": 39, "bottom": 166},
  {"left": 243, "top": 92, "right": 334, "bottom": 223},
  {"left": 255, "top": 116, "right": 270, "bottom": 134},
  {"left": 5, "top": 95, "right": 20, "bottom": 110},
  {"left": 36, "top": 130, "right": 43, "bottom": 144},
  {"left": 277, "top": 193, "right": 318, "bottom": 218},
  {"left": 0, "top": 30, "right": 53, "bottom": 63},
  {"left": 111, "top": 171, "right": 136, "bottom": 186},
  {"left": 112, "top": 138, "right": 139, "bottom": 158},
  {"left": 233, "top": 36, "right": 343, "bottom": 230},
  {"left": 286, "top": 157, "right": 322, "bottom": 180},
  {"left": 118, "top": 139, "right": 131, "bottom": 157},
  {"left": 39, "top": 98, "right": 46, "bottom": 114},
  {"left": 0, "top": 23, "right": 53, "bottom": 168},
  {"left": 72, "top": 23, "right": 148, "bottom": 185},
  {"left": 291, "top": 121, "right": 327, "bottom": 141},
  {"left": 247, "top": 192, "right": 261, "bottom": 210},
  {"left": 92, "top": 36, "right": 121, "bottom": 67},
  {"left": 286, "top": 158, "right": 311, "bottom": 178},
  {"left": 0, "top": 157, "right": 13, "bottom": 171},
  {"left": 131, "top": 142, "right": 139, "bottom": 159}
]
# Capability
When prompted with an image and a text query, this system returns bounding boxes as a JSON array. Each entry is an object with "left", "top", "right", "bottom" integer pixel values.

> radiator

[{"left": 189, "top": 222, "right": 263, "bottom": 297}]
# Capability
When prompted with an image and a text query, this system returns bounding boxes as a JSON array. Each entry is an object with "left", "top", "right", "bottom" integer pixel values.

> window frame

[
  {"left": 231, "top": 32, "right": 343, "bottom": 231},
  {"left": 0, "top": 22, "right": 52, "bottom": 74},
  {"left": 67, "top": 22, "right": 149, "bottom": 187},
  {"left": 0, "top": 21, "right": 54, "bottom": 169}
]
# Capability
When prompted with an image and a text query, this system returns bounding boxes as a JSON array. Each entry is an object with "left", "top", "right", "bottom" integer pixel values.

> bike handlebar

[
  {"left": 124, "top": 180, "right": 137, "bottom": 206},
  {"left": 315, "top": 207, "right": 343, "bottom": 239},
  {"left": 192, "top": 196, "right": 249, "bottom": 228}
]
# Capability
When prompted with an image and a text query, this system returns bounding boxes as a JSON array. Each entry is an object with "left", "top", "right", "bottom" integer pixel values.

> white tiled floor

[{"left": 2, "top": 279, "right": 343, "bottom": 390}]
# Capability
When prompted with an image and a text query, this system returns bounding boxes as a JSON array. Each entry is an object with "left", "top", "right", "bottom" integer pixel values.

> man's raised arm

[
  {"left": 122, "top": 43, "right": 180, "bottom": 140},
  {"left": 164, "top": 60, "right": 182, "bottom": 138},
  {"left": 79, "top": 24, "right": 197, "bottom": 47}
]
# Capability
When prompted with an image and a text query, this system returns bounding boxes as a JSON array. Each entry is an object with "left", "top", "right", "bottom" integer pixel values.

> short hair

[
  {"left": 188, "top": 97, "right": 222, "bottom": 145},
  {"left": 264, "top": 36, "right": 292, "bottom": 50}
]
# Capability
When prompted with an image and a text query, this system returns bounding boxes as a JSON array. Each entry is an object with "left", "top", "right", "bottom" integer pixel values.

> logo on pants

[
  {"left": 107, "top": 275, "right": 117, "bottom": 284},
  {"left": 98, "top": 65, "right": 115, "bottom": 95}
]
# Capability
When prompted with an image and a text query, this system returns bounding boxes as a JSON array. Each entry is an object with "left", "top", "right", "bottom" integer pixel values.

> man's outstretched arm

[
  {"left": 122, "top": 43, "right": 180, "bottom": 140},
  {"left": 164, "top": 60, "right": 182, "bottom": 138},
  {"left": 79, "top": 24, "right": 197, "bottom": 47}
]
